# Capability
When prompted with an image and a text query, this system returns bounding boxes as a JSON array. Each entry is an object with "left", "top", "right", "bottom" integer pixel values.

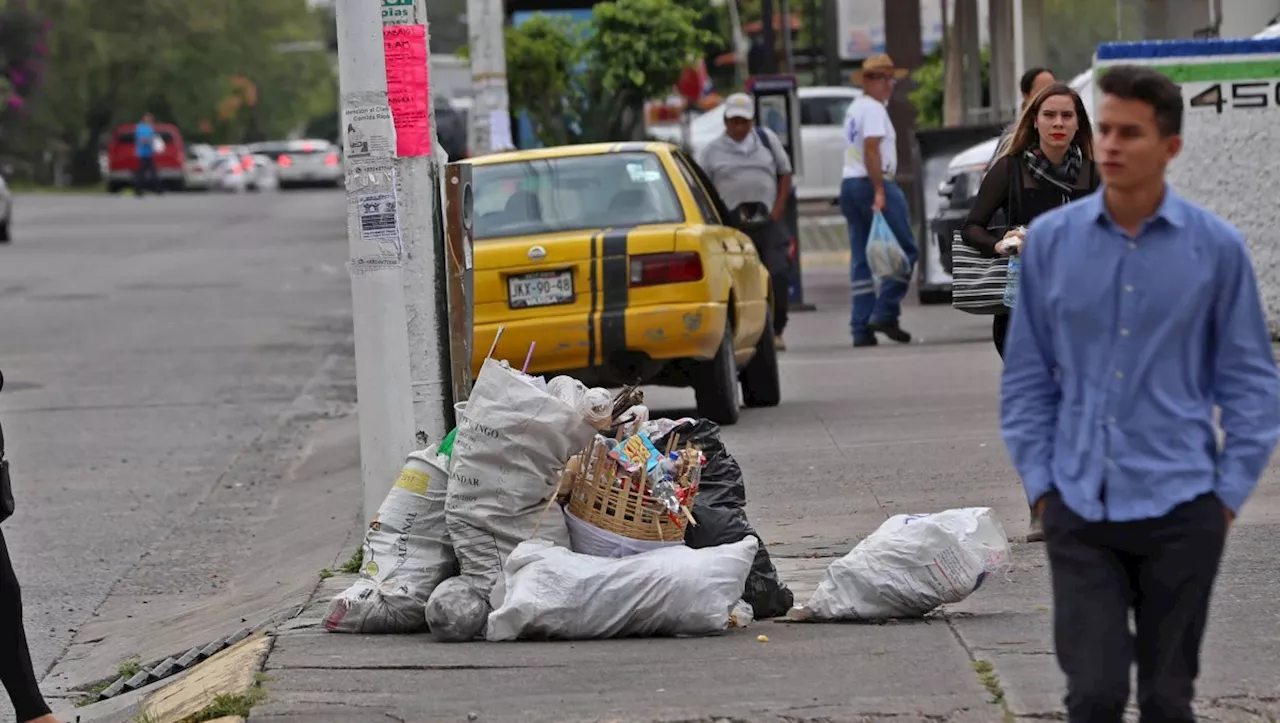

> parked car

[
  {"left": 465, "top": 141, "right": 780, "bottom": 425},
  {"left": 209, "top": 156, "right": 248, "bottom": 193},
  {"left": 247, "top": 140, "right": 342, "bottom": 189},
  {"left": 183, "top": 143, "right": 217, "bottom": 191},
  {"left": 661, "top": 85, "right": 864, "bottom": 203},
  {"left": 0, "top": 170, "right": 11, "bottom": 243},
  {"left": 106, "top": 122, "right": 186, "bottom": 192},
  {"left": 251, "top": 153, "right": 278, "bottom": 190}
]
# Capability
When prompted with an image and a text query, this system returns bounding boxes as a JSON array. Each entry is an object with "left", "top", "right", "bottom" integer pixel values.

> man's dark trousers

[
  {"left": 1042, "top": 491, "right": 1228, "bottom": 722},
  {"left": 135, "top": 157, "right": 160, "bottom": 196},
  {"left": 745, "top": 218, "right": 789, "bottom": 336}
]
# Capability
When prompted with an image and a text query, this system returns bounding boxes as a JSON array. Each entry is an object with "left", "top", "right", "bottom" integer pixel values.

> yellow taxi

[{"left": 466, "top": 141, "right": 780, "bottom": 425}]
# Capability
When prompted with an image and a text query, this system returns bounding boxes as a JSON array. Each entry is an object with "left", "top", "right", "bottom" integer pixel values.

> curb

[{"left": 132, "top": 632, "right": 272, "bottom": 723}]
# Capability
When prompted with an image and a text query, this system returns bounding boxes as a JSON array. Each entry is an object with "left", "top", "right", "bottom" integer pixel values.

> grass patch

[
  {"left": 318, "top": 568, "right": 334, "bottom": 580},
  {"left": 118, "top": 655, "right": 144, "bottom": 679},
  {"left": 340, "top": 547, "right": 364, "bottom": 574},
  {"left": 971, "top": 659, "right": 1014, "bottom": 723},
  {"left": 76, "top": 655, "right": 145, "bottom": 707},
  {"left": 175, "top": 687, "right": 267, "bottom": 723}
]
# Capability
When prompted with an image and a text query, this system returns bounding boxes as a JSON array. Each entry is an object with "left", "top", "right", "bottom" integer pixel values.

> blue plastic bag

[{"left": 866, "top": 211, "right": 910, "bottom": 283}]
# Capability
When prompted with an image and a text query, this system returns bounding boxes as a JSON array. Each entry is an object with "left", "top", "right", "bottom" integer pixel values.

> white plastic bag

[
  {"left": 877, "top": 508, "right": 1011, "bottom": 573},
  {"left": 793, "top": 507, "right": 1008, "bottom": 622},
  {"left": 564, "top": 509, "right": 685, "bottom": 558},
  {"left": 447, "top": 358, "right": 597, "bottom": 600},
  {"left": 324, "top": 448, "right": 457, "bottom": 633},
  {"left": 546, "top": 376, "right": 613, "bottom": 431},
  {"left": 486, "top": 537, "right": 758, "bottom": 641},
  {"left": 424, "top": 576, "right": 491, "bottom": 642},
  {"left": 866, "top": 210, "right": 911, "bottom": 283}
]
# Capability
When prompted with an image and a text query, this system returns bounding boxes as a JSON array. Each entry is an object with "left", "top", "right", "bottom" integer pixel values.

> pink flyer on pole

[{"left": 383, "top": 24, "right": 431, "bottom": 157}]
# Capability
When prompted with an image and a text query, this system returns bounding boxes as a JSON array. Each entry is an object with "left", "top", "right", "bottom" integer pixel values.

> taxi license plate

[{"left": 508, "top": 270, "right": 574, "bottom": 309}]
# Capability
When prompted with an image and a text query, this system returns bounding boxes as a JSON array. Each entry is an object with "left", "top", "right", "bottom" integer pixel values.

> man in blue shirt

[
  {"left": 133, "top": 113, "right": 160, "bottom": 196},
  {"left": 1002, "top": 65, "right": 1280, "bottom": 722}
]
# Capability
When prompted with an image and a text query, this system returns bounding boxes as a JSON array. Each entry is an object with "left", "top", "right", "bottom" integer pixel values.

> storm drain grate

[{"left": 79, "top": 627, "right": 255, "bottom": 704}]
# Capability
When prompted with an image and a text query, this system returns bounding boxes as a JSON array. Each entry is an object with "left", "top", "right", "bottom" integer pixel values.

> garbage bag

[
  {"left": 324, "top": 448, "right": 457, "bottom": 633},
  {"left": 486, "top": 537, "right": 758, "bottom": 641},
  {"left": 793, "top": 507, "right": 1010, "bottom": 622},
  {"left": 424, "top": 576, "right": 491, "bottom": 642},
  {"left": 866, "top": 210, "right": 910, "bottom": 283},
  {"left": 564, "top": 509, "right": 685, "bottom": 558},
  {"left": 653, "top": 420, "right": 794, "bottom": 619},
  {"left": 446, "top": 358, "right": 597, "bottom": 601}
]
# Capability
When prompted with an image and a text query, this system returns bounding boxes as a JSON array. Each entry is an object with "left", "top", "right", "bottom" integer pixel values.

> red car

[{"left": 106, "top": 122, "right": 186, "bottom": 192}]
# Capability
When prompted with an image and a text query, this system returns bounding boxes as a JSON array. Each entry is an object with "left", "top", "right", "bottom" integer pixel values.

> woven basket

[{"left": 565, "top": 437, "right": 699, "bottom": 543}]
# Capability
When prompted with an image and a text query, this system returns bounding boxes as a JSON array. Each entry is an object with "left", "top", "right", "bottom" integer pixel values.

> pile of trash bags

[
  {"left": 324, "top": 358, "right": 790, "bottom": 641},
  {"left": 324, "top": 356, "right": 1011, "bottom": 641}
]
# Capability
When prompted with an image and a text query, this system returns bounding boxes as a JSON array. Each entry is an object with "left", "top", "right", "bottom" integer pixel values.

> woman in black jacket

[
  {"left": 963, "top": 82, "right": 1100, "bottom": 359},
  {"left": 1, "top": 369, "right": 60, "bottom": 723}
]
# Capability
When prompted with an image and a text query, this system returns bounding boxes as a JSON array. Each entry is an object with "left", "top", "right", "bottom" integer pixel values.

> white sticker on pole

[
  {"left": 358, "top": 191, "right": 402, "bottom": 256},
  {"left": 344, "top": 105, "right": 396, "bottom": 161}
]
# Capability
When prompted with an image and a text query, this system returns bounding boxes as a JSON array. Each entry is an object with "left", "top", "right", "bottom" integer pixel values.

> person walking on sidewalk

[
  {"left": 963, "top": 82, "right": 1098, "bottom": 360},
  {"left": 965, "top": 82, "right": 1098, "bottom": 543},
  {"left": 697, "top": 92, "right": 794, "bottom": 350},
  {"left": 988, "top": 67, "right": 1057, "bottom": 169},
  {"left": 1001, "top": 65, "right": 1280, "bottom": 722},
  {"left": 1, "top": 372, "right": 60, "bottom": 723},
  {"left": 838, "top": 54, "right": 918, "bottom": 347}
]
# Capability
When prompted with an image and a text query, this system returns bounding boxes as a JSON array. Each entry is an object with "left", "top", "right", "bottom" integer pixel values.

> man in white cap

[
  {"left": 839, "top": 53, "right": 917, "bottom": 347},
  {"left": 697, "top": 92, "right": 795, "bottom": 350}
]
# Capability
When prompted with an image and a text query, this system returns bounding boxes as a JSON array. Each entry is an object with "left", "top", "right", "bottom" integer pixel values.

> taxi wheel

[
  {"left": 694, "top": 316, "right": 741, "bottom": 426},
  {"left": 741, "top": 307, "right": 780, "bottom": 408}
]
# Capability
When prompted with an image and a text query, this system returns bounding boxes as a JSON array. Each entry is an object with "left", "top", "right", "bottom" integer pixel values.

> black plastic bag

[{"left": 655, "top": 419, "right": 794, "bottom": 618}]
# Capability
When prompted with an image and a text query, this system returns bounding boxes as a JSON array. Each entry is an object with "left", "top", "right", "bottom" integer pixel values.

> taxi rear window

[{"left": 472, "top": 152, "right": 684, "bottom": 240}]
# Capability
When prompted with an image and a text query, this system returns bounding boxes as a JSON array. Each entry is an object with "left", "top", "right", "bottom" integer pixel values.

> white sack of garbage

[
  {"left": 324, "top": 448, "right": 458, "bottom": 633},
  {"left": 792, "top": 507, "right": 1010, "bottom": 622},
  {"left": 486, "top": 536, "right": 758, "bottom": 641},
  {"left": 441, "top": 359, "right": 600, "bottom": 638}
]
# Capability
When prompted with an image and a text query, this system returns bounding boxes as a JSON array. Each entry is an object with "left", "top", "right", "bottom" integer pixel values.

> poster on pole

[
  {"left": 343, "top": 104, "right": 396, "bottom": 161},
  {"left": 383, "top": 24, "right": 432, "bottom": 157}
]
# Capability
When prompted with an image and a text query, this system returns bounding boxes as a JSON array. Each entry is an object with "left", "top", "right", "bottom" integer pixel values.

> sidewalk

[{"left": 140, "top": 270, "right": 1280, "bottom": 722}]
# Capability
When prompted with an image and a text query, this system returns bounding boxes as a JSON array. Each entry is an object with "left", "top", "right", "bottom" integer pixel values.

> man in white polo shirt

[
  {"left": 698, "top": 92, "right": 795, "bottom": 350},
  {"left": 838, "top": 54, "right": 918, "bottom": 347}
]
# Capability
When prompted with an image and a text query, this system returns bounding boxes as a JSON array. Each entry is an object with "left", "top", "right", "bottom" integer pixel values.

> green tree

[
  {"left": 498, "top": 0, "right": 717, "bottom": 147},
  {"left": 907, "top": 45, "right": 990, "bottom": 129},
  {"left": 501, "top": 14, "right": 585, "bottom": 147},
  {"left": 7, "top": 0, "right": 337, "bottom": 184}
]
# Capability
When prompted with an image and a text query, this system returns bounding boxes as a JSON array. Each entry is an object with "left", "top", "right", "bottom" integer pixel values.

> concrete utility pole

[
  {"left": 467, "top": 0, "right": 513, "bottom": 154},
  {"left": 335, "top": 0, "right": 454, "bottom": 523}
]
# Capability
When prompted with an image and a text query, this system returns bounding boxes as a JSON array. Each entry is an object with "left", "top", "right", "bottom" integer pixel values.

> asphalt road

[{"left": 0, "top": 189, "right": 359, "bottom": 718}]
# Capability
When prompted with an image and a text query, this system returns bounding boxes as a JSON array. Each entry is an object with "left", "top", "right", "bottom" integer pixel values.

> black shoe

[
  {"left": 868, "top": 321, "right": 912, "bottom": 344},
  {"left": 853, "top": 336, "right": 878, "bottom": 348}
]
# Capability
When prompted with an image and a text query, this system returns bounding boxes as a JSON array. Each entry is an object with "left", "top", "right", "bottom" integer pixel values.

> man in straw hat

[{"left": 839, "top": 53, "right": 916, "bottom": 347}]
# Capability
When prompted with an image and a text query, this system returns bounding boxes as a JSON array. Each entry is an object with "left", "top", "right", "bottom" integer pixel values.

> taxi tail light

[
  {"left": 278, "top": 154, "right": 293, "bottom": 167},
  {"left": 629, "top": 252, "right": 703, "bottom": 287},
  {"left": 324, "top": 152, "right": 339, "bottom": 166}
]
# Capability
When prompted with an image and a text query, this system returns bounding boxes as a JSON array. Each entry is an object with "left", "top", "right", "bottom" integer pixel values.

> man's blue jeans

[{"left": 838, "top": 177, "right": 919, "bottom": 340}]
